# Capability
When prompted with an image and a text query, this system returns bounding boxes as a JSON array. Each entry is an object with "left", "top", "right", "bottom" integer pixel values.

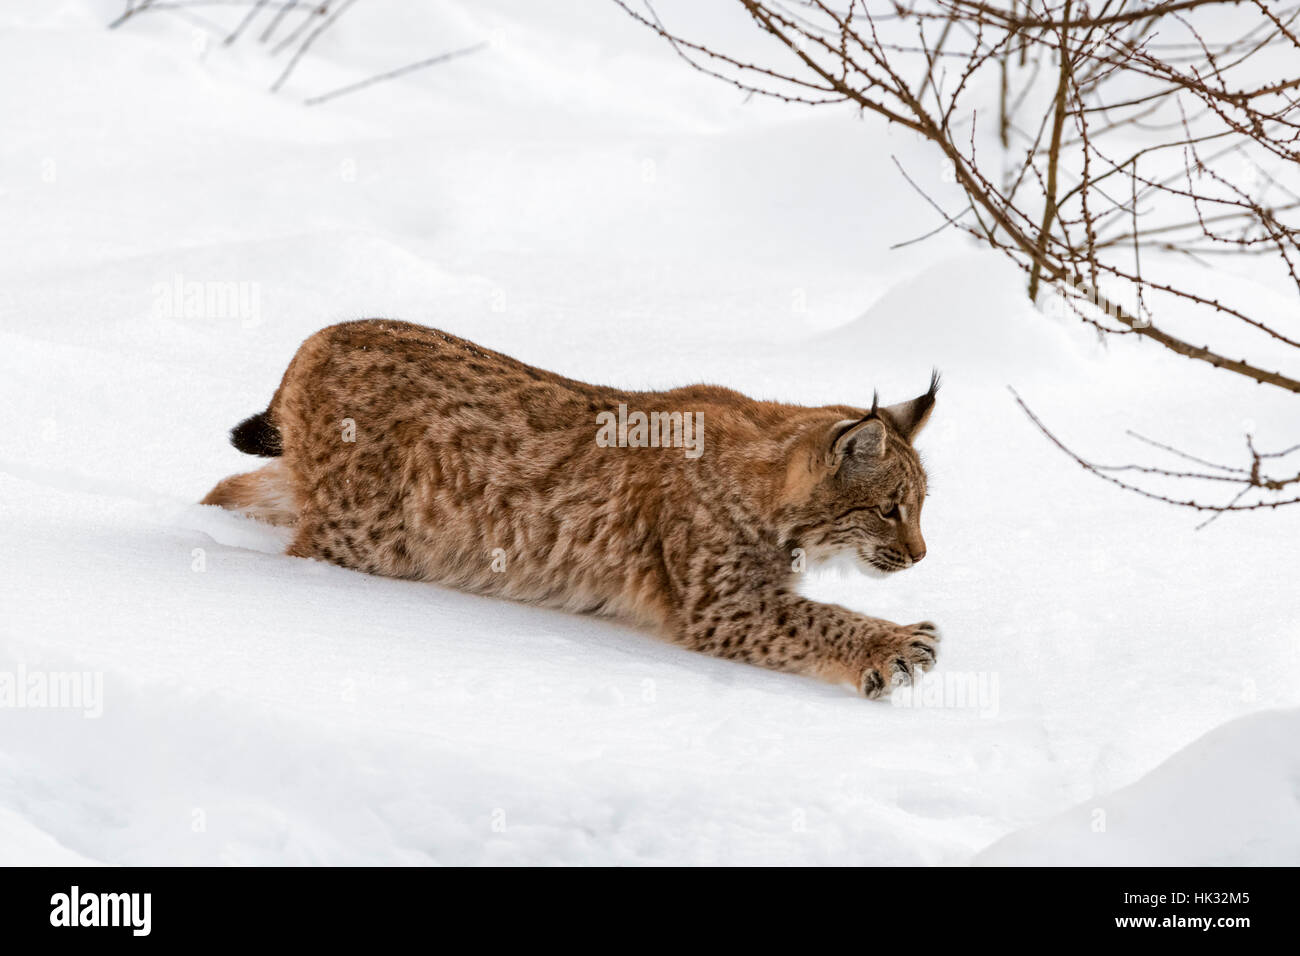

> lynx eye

[{"left": 879, "top": 503, "right": 900, "bottom": 520}]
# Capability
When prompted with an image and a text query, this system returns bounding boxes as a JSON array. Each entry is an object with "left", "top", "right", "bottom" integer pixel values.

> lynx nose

[{"left": 909, "top": 543, "right": 927, "bottom": 564}]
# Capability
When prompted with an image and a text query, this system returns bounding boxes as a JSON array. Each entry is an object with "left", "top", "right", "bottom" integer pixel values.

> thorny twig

[{"left": 618, "top": 0, "right": 1300, "bottom": 516}]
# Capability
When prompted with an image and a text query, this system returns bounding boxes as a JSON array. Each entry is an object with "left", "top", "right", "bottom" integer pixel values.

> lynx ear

[
  {"left": 825, "top": 415, "right": 887, "bottom": 469},
  {"left": 880, "top": 369, "right": 940, "bottom": 443}
]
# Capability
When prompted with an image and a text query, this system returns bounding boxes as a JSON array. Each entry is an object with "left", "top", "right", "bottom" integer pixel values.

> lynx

[{"left": 203, "top": 320, "right": 941, "bottom": 698}]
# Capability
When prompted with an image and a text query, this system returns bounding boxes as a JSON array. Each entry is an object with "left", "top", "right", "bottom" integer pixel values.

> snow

[
  {"left": 1, "top": 1, "right": 1297, "bottom": 865},
  {"left": 0, "top": 804, "right": 104, "bottom": 867},
  {"left": 977, "top": 708, "right": 1300, "bottom": 866}
]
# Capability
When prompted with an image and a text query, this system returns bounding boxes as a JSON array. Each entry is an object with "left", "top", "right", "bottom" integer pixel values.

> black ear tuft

[{"left": 879, "top": 372, "right": 940, "bottom": 443}]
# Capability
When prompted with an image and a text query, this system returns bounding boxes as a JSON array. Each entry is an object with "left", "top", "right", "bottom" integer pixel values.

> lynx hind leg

[{"left": 201, "top": 460, "right": 298, "bottom": 526}]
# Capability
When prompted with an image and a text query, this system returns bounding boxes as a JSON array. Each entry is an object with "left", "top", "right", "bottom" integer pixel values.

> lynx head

[{"left": 792, "top": 372, "right": 938, "bottom": 577}]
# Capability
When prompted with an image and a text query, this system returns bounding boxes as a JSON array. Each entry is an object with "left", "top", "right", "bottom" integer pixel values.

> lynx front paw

[{"left": 859, "top": 621, "right": 941, "bottom": 700}]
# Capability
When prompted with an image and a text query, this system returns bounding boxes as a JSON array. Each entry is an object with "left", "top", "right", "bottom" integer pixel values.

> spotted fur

[{"left": 202, "top": 320, "right": 941, "bottom": 697}]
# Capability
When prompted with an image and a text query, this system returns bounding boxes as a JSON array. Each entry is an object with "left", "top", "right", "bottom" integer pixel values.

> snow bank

[{"left": 978, "top": 708, "right": 1300, "bottom": 866}]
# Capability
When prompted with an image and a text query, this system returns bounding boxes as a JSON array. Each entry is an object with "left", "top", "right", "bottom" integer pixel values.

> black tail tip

[{"left": 230, "top": 411, "right": 282, "bottom": 457}]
